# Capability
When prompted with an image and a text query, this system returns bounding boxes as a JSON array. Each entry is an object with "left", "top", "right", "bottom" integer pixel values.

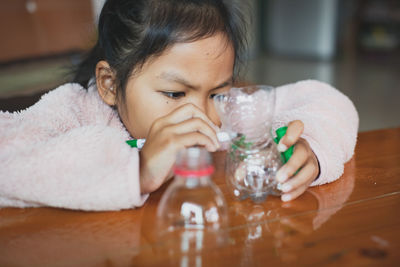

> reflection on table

[{"left": 0, "top": 127, "right": 399, "bottom": 266}]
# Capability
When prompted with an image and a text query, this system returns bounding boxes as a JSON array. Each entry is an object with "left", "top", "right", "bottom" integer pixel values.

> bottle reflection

[
  {"left": 179, "top": 229, "right": 203, "bottom": 267},
  {"left": 232, "top": 159, "right": 355, "bottom": 264},
  {"left": 157, "top": 226, "right": 230, "bottom": 267}
]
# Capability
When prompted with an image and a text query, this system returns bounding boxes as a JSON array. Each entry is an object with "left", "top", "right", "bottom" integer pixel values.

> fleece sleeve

[
  {"left": 0, "top": 84, "right": 148, "bottom": 211},
  {"left": 273, "top": 80, "right": 359, "bottom": 186}
]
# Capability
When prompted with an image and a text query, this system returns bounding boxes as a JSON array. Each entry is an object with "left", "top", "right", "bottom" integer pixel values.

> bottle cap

[
  {"left": 274, "top": 126, "right": 294, "bottom": 163},
  {"left": 173, "top": 165, "right": 215, "bottom": 177},
  {"left": 173, "top": 147, "right": 214, "bottom": 177}
]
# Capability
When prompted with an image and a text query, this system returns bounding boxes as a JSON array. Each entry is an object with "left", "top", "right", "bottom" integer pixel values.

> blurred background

[{"left": 0, "top": 0, "right": 399, "bottom": 131}]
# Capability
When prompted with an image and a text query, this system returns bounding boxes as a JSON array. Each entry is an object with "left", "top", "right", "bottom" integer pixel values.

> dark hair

[{"left": 73, "top": 0, "right": 247, "bottom": 101}]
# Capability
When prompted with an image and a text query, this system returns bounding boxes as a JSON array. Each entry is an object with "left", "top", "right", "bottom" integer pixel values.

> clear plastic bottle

[
  {"left": 214, "top": 85, "right": 283, "bottom": 202},
  {"left": 227, "top": 135, "right": 283, "bottom": 202},
  {"left": 156, "top": 147, "right": 228, "bottom": 235}
]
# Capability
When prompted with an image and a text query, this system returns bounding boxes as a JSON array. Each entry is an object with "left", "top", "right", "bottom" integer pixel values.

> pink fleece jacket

[{"left": 0, "top": 80, "right": 359, "bottom": 211}]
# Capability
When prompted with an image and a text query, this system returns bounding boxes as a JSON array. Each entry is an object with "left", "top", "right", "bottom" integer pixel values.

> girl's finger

[
  {"left": 153, "top": 103, "right": 219, "bottom": 133},
  {"left": 173, "top": 132, "right": 218, "bottom": 152},
  {"left": 163, "top": 117, "right": 220, "bottom": 148},
  {"left": 280, "top": 159, "right": 318, "bottom": 193},
  {"left": 277, "top": 120, "right": 304, "bottom": 152},
  {"left": 276, "top": 141, "right": 309, "bottom": 183},
  {"left": 281, "top": 183, "right": 309, "bottom": 202}
]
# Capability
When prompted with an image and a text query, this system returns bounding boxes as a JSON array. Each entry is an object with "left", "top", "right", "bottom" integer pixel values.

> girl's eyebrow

[
  {"left": 158, "top": 71, "right": 233, "bottom": 91},
  {"left": 212, "top": 79, "right": 233, "bottom": 90},
  {"left": 159, "top": 72, "right": 197, "bottom": 89}
]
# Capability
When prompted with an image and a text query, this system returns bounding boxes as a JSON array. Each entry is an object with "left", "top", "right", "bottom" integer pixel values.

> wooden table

[{"left": 1, "top": 127, "right": 399, "bottom": 266}]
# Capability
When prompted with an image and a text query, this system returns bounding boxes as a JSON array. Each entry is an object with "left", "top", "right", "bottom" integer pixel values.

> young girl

[{"left": 0, "top": 0, "right": 358, "bottom": 211}]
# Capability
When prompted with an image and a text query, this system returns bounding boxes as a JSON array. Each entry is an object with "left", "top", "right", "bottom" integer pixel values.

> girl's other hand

[
  {"left": 276, "top": 120, "right": 320, "bottom": 202},
  {"left": 139, "top": 103, "right": 220, "bottom": 194}
]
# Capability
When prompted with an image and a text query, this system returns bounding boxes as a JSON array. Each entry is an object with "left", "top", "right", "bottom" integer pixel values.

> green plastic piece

[
  {"left": 126, "top": 140, "right": 138, "bottom": 148},
  {"left": 274, "top": 126, "right": 294, "bottom": 164}
]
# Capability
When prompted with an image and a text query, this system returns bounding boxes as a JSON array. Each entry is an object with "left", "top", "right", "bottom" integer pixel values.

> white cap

[{"left": 217, "top": 131, "right": 231, "bottom": 142}]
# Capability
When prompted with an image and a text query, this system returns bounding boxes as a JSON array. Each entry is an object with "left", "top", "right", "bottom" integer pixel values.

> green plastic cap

[{"left": 274, "top": 126, "right": 294, "bottom": 164}]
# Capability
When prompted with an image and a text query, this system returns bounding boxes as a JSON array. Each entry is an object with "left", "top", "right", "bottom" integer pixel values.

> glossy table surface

[{"left": 1, "top": 127, "right": 399, "bottom": 266}]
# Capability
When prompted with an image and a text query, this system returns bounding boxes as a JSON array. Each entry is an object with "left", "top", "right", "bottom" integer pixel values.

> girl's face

[{"left": 119, "top": 33, "right": 235, "bottom": 139}]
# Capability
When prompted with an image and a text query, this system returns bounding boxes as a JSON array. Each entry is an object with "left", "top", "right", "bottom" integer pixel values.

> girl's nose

[
  {"left": 206, "top": 100, "right": 221, "bottom": 127},
  {"left": 191, "top": 95, "right": 220, "bottom": 127}
]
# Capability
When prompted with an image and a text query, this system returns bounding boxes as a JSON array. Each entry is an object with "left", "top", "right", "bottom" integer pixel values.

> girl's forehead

[
  {"left": 132, "top": 34, "right": 234, "bottom": 77},
  {"left": 138, "top": 33, "right": 234, "bottom": 74},
  {"left": 168, "top": 34, "right": 233, "bottom": 58},
  {"left": 128, "top": 35, "right": 234, "bottom": 92},
  {"left": 157, "top": 36, "right": 234, "bottom": 73},
  {"left": 125, "top": 33, "right": 235, "bottom": 94}
]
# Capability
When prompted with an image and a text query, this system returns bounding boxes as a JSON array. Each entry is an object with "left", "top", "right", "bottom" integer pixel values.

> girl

[{"left": 0, "top": 0, "right": 358, "bottom": 211}]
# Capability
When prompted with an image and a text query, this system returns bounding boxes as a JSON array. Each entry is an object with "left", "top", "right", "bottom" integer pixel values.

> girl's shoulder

[
  {"left": 39, "top": 82, "right": 119, "bottom": 126},
  {"left": 5, "top": 82, "right": 120, "bottom": 129},
  {"left": 276, "top": 79, "right": 338, "bottom": 94},
  {"left": 39, "top": 82, "right": 90, "bottom": 106},
  {"left": 275, "top": 79, "right": 353, "bottom": 106},
  {"left": 24, "top": 83, "right": 92, "bottom": 121}
]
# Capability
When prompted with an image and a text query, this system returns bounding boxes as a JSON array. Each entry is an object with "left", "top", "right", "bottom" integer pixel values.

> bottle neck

[
  {"left": 174, "top": 175, "right": 212, "bottom": 188},
  {"left": 234, "top": 136, "right": 275, "bottom": 154}
]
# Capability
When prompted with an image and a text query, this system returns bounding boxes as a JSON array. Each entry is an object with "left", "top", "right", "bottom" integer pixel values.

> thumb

[{"left": 277, "top": 120, "right": 304, "bottom": 152}]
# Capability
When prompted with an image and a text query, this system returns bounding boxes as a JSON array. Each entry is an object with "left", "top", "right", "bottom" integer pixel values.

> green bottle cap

[
  {"left": 126, "top": 139, "right": 138, "bottom": 148},
  {"left": 274, "top": 126, "right": 294, "bottom": 164}
]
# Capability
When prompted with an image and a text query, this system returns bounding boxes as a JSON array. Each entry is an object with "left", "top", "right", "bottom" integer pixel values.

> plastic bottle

[
  {"left": 156, "top": 147, "right": 228, "bottom": 234},
  {"left": 214, "top": 85, "right": 284, "bottom": 202}
]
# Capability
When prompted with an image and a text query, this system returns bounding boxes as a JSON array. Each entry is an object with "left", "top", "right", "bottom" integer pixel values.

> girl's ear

[{"left": 95, "top": 61, "right": 117, "bottom": 106}]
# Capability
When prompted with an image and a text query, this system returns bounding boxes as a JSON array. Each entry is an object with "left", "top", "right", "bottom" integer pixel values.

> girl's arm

[
  {"left": 274, "top": 80, "right": 359, "bottom": 186},
  {"left": 0, "top": 84, "right": 148, "bottom": 211}
]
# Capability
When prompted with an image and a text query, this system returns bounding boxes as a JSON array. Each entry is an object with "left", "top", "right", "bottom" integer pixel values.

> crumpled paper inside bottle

[{"left": 214, "top": 85, "right": 283, "bottom": 202}]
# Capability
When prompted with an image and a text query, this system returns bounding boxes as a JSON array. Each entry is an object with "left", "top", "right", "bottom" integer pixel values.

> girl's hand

[
  {"left": 139, "top": 104, "right": 220, "bottom": 194},
  {"left": 276, "top": 120, "right": 320, "bottom": 202}
]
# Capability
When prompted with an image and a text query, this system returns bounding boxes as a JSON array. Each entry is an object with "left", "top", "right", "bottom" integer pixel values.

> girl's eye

[
  {"left": 162, "top": 91, "right": 186, "bottom": 99},
  {"left": 210, "top": 94, "right": 217, "bottom": 99}
]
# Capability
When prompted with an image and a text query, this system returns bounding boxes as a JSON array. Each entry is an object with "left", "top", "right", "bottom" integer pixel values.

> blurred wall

[
  {"left": 0, "top": 0, "right": 94, "bottom": 63},
  {"left": 263, "top": 0, "right": 338, "bottom": 60}
]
